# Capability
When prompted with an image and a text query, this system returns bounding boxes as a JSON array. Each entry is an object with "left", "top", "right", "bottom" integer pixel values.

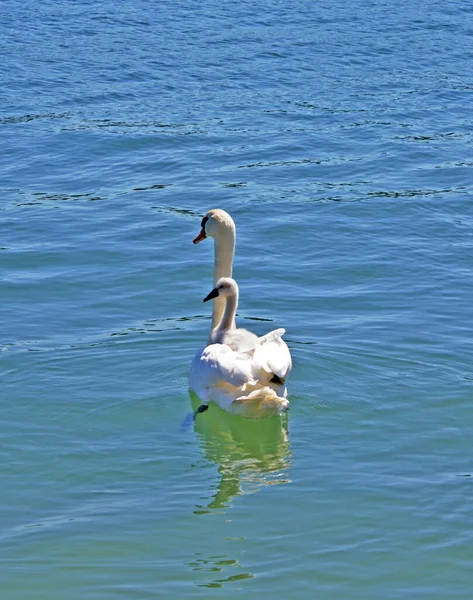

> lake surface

[{"left": 2, "top": 0, "right": 473, "bottom": 597}]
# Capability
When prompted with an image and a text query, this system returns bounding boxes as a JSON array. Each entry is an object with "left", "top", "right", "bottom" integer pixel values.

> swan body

[
  {"left": 220, "top": 328, "right": 259, "bottom": 353},
  {"left": 189, "top": 209, "right": 292, "bottom": 418}
]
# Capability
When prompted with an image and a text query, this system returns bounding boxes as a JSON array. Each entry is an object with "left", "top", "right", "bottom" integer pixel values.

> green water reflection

[{"left": 189, "top": 393, "right": 292, "bottom": 511}]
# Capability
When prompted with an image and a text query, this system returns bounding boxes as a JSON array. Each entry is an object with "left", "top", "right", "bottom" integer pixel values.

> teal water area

[{"left": 2, "top": 0, "right": 473, "bottom": 597}]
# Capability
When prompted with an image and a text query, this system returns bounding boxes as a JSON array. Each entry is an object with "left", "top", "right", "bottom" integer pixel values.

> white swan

[
  {"left": 190, "top": 277, "right": 290, "bottom": 418},
  {"left": 189, "top": 210, "right": 292, "bottom": 418}
]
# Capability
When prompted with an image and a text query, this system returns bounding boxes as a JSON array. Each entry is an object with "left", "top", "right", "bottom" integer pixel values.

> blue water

[{"left": 2, "top": 0, "right": 473, "bottom": 597}]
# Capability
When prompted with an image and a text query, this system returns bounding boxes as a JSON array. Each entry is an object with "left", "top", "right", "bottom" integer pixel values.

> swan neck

[
  {"left": 211, "top": 231, "right": 235, "bottom": 330},
  {"left": 219, "top": 292, "right": 238, "bottom": 333}
]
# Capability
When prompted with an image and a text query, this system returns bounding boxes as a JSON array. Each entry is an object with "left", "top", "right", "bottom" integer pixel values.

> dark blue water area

[{"left": 2, "top": 0, "right": 472, "bottom": 200}]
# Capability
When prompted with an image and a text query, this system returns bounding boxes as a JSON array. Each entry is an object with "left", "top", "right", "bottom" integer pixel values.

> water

[{"left": 2, "top": 0, "right": 473, "bottom": 597}]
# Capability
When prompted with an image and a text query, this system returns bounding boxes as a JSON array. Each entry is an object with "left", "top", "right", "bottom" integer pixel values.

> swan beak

[
  {"left": 203, "top": 287, "right": 219, "bottom": 303},
  {"left": 193, "top": 228, "right": 207, "bottom": 244}
]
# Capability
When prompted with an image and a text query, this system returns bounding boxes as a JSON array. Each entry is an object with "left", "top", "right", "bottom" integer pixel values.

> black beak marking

[{"left": 203, "top": 287, "right": 219, "bottom": 303}]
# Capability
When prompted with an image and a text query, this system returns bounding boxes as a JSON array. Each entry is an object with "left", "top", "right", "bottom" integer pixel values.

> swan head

[
  {"left": 203, "top": 277, "right": 238, "bottom": 302},
  {"left": 193, "top": 209, "right": 235, "bottom": 244}
]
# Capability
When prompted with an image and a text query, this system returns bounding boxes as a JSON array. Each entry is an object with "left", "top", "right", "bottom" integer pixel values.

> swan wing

[
  {"left": 257, "top": 328, "right": 285, "bottom": 345},
  {"left": 190, "top": 343, "right": 256, "bottom": 400},
  {"left": 253, "top": 333, "right": 292, "bottom": 382}
]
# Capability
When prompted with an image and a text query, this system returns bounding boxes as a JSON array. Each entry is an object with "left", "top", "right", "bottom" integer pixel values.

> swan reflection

[
  {"left": 190, "top": 392, "right": 291, "bottom": 511},
  {"left": 187, "top": 551, "right": 254, "bottom": 590}
]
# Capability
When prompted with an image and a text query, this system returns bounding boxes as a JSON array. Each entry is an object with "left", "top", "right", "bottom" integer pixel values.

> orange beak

[{"left": 193, "top": 228, "right": 207, "bottom": 244}]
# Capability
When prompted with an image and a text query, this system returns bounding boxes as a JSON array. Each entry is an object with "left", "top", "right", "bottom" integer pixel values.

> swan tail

[{"left": 230, "top": 386, "right": 289, "bottom": 419}]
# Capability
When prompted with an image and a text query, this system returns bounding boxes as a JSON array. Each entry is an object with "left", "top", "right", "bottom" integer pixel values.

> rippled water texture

[{"left": 2, "top": 0, "right": 473, "bottom": 597}]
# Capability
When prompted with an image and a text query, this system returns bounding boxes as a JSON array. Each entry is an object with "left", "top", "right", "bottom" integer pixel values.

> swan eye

[{"left": 201, "top": 215, "right": 209, "bottom": 230}]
